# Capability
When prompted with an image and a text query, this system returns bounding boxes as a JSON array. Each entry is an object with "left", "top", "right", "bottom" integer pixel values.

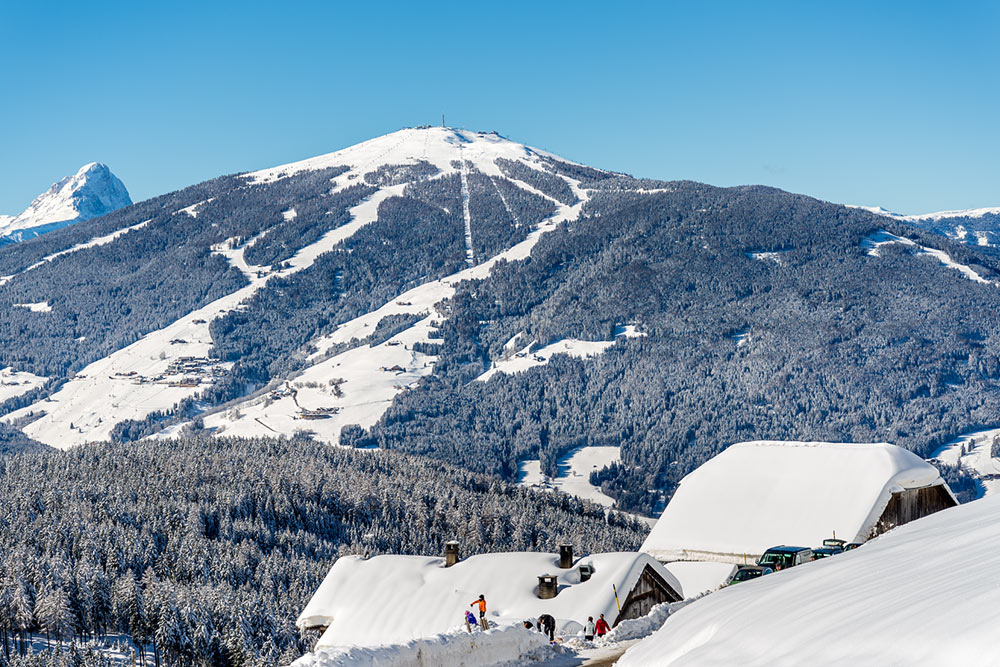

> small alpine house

[
  {"left": 297, "top": 546, "right": 682, "bottom": 650},
  {"left": 641, "top": 440, "right": 957, "bottom": 563}
]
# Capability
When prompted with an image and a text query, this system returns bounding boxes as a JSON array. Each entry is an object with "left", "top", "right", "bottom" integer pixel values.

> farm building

[
  {"left": 641, "top": 440, "right": 957, "bottom": 564},
  {"left": 297, "top": 546, "right": 682, "bottom": 650}
]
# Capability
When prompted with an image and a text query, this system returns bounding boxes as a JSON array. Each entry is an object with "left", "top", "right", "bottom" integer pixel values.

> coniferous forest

[{"left": 0, "top": 436, "right": 646, "bottom": 666}]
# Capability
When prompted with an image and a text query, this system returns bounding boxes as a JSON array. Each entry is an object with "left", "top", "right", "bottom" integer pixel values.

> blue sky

[{"left": 0, "top": 1, "right": 996, "bottom": 215}]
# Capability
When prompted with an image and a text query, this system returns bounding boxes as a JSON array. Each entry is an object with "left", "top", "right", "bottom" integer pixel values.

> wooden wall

[
  {"left": 615, "top": 564, "right": 683, "bottom": 626},
  {"left": 872, "top": 483, "right": 957, "bottom": 538}
]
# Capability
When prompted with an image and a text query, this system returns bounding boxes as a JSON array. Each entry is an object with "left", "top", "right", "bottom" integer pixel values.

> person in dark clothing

[{"left": 537, "top": 613, "right": 556, "bottom": 642}]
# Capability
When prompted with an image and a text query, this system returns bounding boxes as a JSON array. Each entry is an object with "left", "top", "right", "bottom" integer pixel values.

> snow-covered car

[
  {"left": 811, "top": 546, "right": 843, "bottom": 559},
  {"left": 757, "top": 546, "right": 813, "bottom": 569},
  {"left": 726, "top": 565, "right": 773, "bottom": 585}
]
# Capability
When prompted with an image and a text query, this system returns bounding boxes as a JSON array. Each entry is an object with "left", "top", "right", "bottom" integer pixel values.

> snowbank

[
  {"left": 641, "top": 441, "right": 949, "bottom": 562},
  {"left": 662, "top": 561, "right": 736, "bottom": 598},
  {"left": 292, "top": 624, "right": 548, "bottom": 667},
  {"left": 298, "top": 551, "right": 681, "bottom": 650},
  {"left": 620, "top": 494, "right": 1000, "bottom": 666}
]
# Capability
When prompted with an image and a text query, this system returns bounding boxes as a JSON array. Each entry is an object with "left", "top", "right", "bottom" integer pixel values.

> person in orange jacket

[
  {"left": 595, "top": 613, "right": 610, "bottom": 637},
  {"left": 470, "top": 594, "right": 488, "bottom": 629}
]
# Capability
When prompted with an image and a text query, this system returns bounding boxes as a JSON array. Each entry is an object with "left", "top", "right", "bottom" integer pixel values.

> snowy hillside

[
  {"left": 2, "top": 127, "right": 597, "bottom": 449},
  {"left": 0, "top": 162, "right": 131, "bottom": 244},
  {"left": 620, "top": 494, "right": 1000, "bottom": 666},
  {"left": 857, "top": 203, "right": 1000, "bottom": 248}
]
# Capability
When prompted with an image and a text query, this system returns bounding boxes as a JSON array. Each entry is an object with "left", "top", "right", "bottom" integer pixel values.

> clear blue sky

[{"left": 1, "top": 1, "right": 997, "bottom": 215}]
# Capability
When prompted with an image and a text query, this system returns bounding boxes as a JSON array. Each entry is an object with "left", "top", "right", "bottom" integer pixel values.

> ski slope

[
  {"left": 620, "top": 494, "right": 1000, "bottom": 666},
  {"left": 861, "top": 230, "right": 993, "bottom": 284},
  {"left": 478, "top": 326, "right": 645, "bottom": 382},
  {"left": 930, "top": 427, "right": 1000, "bottom": 497}
]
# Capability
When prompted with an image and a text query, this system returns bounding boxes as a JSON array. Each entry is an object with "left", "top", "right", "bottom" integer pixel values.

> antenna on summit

[{"left": 441, "top": 113, "right": 445, "bottom": 128}]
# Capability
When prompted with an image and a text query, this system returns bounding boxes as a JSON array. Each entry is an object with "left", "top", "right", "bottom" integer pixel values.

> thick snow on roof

[
  {"left": 621, "top": 494, "right": 1000, "bottom": 666},
  {"left": 298, "top": 551, "right": 681, "bottom": 650},
  {"left": 641, "top": 441, "right": 948, "bottom": 562}
]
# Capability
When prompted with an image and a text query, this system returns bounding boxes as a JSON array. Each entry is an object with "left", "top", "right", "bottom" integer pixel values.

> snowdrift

[
  {"left": 641, "top": 441, "right": 950, "bottom": 562},
  {"left": 621, "top": 494, "right": 1000, "bottom": 665},
  {"left": 291, "top": 624, "right": 548, "bottom": 667}
]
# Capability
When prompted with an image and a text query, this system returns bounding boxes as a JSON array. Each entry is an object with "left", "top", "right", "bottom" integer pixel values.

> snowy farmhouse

[
  {"left": 641, "top": 441, "right": 957, "bottom": 564},
  {"left": 297, "top": 545, "right": 683, "bottom": 650}
]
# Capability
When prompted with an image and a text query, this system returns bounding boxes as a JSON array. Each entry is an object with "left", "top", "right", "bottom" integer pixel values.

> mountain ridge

[{"left": 0, "top": 162, "right": 131, "bottom": 244}]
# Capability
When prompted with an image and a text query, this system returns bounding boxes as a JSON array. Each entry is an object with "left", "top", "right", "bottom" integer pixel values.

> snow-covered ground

[
  {"left": 861, "top": 229, "right": 992, "bottom": 284},
  {"left": 930, "top": 427, "right": 1000, "bottom": 497},
  {"left": 661, "top": 561, "right": 736, "bottom": 599},
  {"left": 518, "top": 445, "right": 623, "bottom": 507},
  {"left": 745, "top": 250, "right": 790, "bottom": 264},
  {"left": 14, "top": 300, "right": 51, "bottom": 312},
  {"left": 619, "top": 494, "right": 1000, "bottom": 666},
  {"left": 293, "top": 625, "right": 549, "bottom": 667},
  {"left": 0, "top": 366, "right": 48, "bottom": 403},
  {"left": 478, "top": 326, "right": 644, "bottom": 382}
]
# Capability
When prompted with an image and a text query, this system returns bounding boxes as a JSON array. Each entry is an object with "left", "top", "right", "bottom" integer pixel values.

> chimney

[
  {"left": 445, "top": 541, "right": 460, "bottom": 567},
  {"left": 559, "top": 544, "right": 574, "bottom": 568},
  {"left": 537, "top": 574, "right": 558, "bottom": 599}
]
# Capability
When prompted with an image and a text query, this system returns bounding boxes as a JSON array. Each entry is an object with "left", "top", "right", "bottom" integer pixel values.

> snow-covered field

[
  {"left": 478, "top": 326, "right": 644, "bottom": 382},
  {"left": 14, "top": 300, "right": 51, "bottom": 312},
  {"left": 0, "top": 366, "right": 48, "bottom": 403},
  {"left": 661, "top": 561, "right": 736, "bottom": 599},
  {"left": 518, "top": 445, "right": 623, "bottom": 507},
  {"left": 619, "top": 494, "right": 1000, "bottom": 666},
  {"left": 861, "top": 229, "right": 992, "bottom": 284},
  {"left": 930, "top": 427, "right": 1000, "bottom": 497}
]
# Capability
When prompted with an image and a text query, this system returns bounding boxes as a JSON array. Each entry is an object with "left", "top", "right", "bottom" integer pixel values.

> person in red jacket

[{"left": 595, "top": 613, "right": 610, "bottom": 637}]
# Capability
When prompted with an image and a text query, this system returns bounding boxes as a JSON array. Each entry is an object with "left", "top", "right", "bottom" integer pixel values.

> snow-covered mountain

[
  {"left": 855, "top": 204, "right": 1000, "bottom": 248},
  {"left": 4, "top": 126, "right": 1000, "bottom": 518},
  {"left": 0, "top": 162, "right": 131, "bottom": 244}
]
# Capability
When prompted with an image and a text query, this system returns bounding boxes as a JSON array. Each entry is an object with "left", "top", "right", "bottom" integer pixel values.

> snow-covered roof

[
  {"left": 621, "top": 493, "right": 997, "bottom": 666},
  {"left": 641, "top": 441, "right": 950, "bottom": 562},
  {"left": 297, "top": 551, "right": 682, "bottom": 649}
]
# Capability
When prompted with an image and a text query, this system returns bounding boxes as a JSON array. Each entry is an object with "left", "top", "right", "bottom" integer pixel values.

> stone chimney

[
  {"left": 559, "top": 544, "right": 574, "bottom": 568},
  {"left": 445, "top": 540, "right": 460, "bottom": 567},
  {"left": 537, "top": 574, "right": 558, "bottom": 599}
]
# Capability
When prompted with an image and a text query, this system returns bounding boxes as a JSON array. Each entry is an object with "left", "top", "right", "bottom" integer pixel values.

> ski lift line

[{"left": 457, "top": 145, "right": 475, "bottom": 266}]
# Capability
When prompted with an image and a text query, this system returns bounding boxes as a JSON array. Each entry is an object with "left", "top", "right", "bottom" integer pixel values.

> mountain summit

[{"left": 0, "top": 162, "right": 132, "bottom": 244}]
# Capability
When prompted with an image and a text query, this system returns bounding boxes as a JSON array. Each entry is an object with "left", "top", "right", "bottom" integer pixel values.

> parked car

[
  {"left": 758, "top": 546, "right": 813, "bottom": 569},
  {"left": 843, "top": 542, "right": 862, "bottom": 551},
  {"left": 822, "top": 538, "right": 847, "bottom": 550},
  {"left": 811, "top": 546, "right": 843, "bottom": 559},
  {"left": 727, "top": 565, "right": 773, "bottom": 585}
]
